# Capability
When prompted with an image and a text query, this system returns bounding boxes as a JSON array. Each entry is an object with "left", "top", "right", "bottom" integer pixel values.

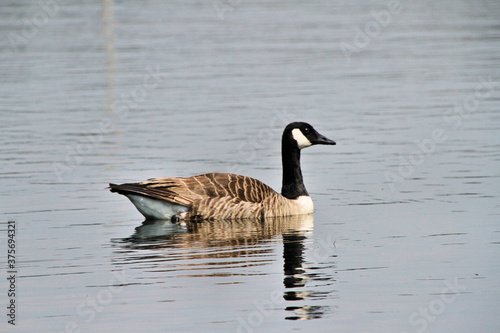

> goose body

[{"left": 109, "top": 122, "right": 335, "bottom": 220}]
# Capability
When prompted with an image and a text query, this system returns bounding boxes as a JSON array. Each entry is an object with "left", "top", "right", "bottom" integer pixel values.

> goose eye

[{"left": 302, "top": 127, "right": 311, "bottom": 134}]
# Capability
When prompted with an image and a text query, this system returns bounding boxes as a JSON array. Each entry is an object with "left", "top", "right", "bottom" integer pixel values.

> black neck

[{"left": 281, "top": 137, "right": 309, "bottom": 199}]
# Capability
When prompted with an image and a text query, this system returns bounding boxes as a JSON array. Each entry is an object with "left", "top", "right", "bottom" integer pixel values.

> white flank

[
  {"left": 125, "top": 194, "right": 188, "bottom": 220},
  {"left": 293, "top": 195, "right": 314, "bottom": 214},
  {"left": 292, "top": 128, "right": 312, "bottom": 149}
]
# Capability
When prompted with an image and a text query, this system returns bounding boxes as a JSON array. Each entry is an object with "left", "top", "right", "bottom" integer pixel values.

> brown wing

[{"left": 109, "top": 172, "right": 279, "bottom": 209}]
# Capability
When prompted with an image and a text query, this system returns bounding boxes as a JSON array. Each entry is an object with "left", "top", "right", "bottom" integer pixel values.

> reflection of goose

[
  {"left": 128, "top": 220, "right": 188, "bottom": 240},
  {"left": 123, "top": 214, "right": 314, "bottom": 248},
  {"left": 114, "top": 215, "right": 315, "bottom": 276},
  {"left": 109, "top": 122, "right": 335, "bottom": 220},
  {"left": 282, "top": 222, "right": 334, "bottom": 320},
  {"left": 114, "top": 215, "right": 332, "bottom": 320}
]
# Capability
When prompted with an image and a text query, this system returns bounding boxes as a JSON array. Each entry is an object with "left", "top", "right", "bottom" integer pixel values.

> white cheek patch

[{"left": 292, "top": 128, "right": 312, "bottom": 149}]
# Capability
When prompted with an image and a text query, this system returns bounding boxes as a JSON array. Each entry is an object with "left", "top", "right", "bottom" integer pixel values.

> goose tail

[{"left": 108, "top": 183, "right": 189, "bottom": 220}]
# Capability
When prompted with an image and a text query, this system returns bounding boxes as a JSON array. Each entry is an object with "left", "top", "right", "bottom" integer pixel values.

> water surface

[{"left": 1, "top": 0, "right": 499, "bottom": 332}]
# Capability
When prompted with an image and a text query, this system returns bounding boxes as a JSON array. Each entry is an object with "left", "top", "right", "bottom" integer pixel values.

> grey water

[{"left": 1, "top": 0, "right": 500, "bottom": 332}]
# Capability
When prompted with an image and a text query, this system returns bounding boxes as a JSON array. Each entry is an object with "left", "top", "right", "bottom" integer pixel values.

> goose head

[{"left": 284, "top": 122, "right": 336, "bottom": 150}]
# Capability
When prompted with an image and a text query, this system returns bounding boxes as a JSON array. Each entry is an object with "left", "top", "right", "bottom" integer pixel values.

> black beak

[{"left": 314, "top": 133, "right": 336, "bottom": 146}]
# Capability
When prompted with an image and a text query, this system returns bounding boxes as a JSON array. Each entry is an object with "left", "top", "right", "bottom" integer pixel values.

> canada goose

[{"left": 109, "top": 122, "right": 335, "bottom": 220}]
